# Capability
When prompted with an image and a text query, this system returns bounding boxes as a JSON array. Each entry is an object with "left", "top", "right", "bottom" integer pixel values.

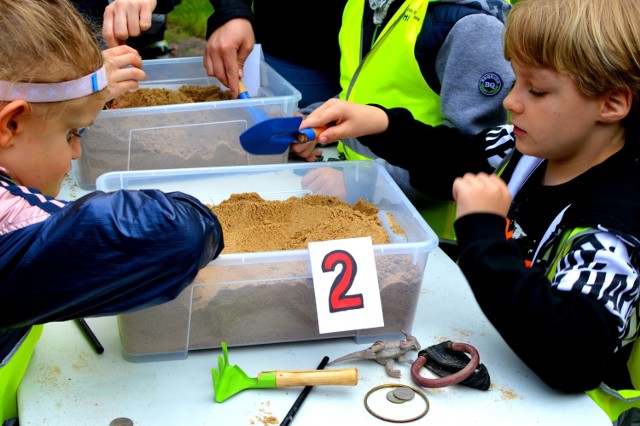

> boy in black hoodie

[{"left": 298, "top": 0, "right": 640, "bottom": 422}]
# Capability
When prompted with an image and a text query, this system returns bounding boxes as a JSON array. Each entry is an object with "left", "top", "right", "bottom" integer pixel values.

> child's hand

[
  {"left": 301, "top": 168, "right": 347, "bottom": 200},
  {"left": 298, "top": 99, "right": 389, "bottom": 145},
  {"left": 101, "top": 45, "right": 147, "bottom": 101},
  {"left": 452, "top": 173, "right": 511, "bottom": 219},
  {"left": 290, "top": 140, "right": 323, "bottom": 162},
  {"left": 290, "top": 111, "right": 323, "bottom": 161}
]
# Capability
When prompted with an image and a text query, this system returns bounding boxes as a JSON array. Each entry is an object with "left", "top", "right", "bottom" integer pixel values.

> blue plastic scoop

[
  {"left": 239, "top": 116, "right": 307, "bottom": 155},
  {"left": 237, "top": 80, "right": 323, "bottom": 155}
]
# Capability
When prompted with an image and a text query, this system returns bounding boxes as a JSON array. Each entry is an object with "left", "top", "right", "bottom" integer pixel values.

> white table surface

[
  {"left": 17, "top": 160, "right": 610, "bottom": 425},
  {"left": 17, "top": 247, "right": 609, "bottom": 426}
]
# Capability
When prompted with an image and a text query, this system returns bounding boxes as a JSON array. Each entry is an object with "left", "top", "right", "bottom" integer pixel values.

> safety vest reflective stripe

[{"left": 587, "top": 384, "right": 640, "bottom": 423}]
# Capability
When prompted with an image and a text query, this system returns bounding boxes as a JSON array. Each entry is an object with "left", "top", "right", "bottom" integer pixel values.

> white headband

[{"left": 0, "top": 66, "right": 108, "bottom": 103}]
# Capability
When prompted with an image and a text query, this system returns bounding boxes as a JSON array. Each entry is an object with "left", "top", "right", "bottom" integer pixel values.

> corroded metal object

[{"left": 411, "top": 341, "right": 489, "bottom": 390}]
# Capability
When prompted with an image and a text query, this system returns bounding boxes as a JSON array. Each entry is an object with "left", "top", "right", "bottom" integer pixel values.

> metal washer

[{"left": 364, "top": 384, "right": 430, "bottom": 423}]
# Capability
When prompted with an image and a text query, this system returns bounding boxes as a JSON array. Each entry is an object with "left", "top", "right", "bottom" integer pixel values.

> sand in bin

[
  {"left": 118, "top": 193, "right": 424, "bottom": 355},
  {"left": 77, "top": 85, "right": 284, "bottom": 187},
  {"left": 208, "top": 192, "right": 395, "bottom": 253},
  {"left": 108, "top": 85, "right": 233, "bottom": 109}
]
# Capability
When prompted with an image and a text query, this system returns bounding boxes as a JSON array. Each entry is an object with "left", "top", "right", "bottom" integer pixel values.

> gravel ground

[{"left": 168, "top": 36, "right": 207, "bottom": 58}]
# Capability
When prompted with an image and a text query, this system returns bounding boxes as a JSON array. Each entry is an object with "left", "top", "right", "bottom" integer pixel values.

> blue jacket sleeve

[{"left": 0, "top": 189, "right": 223, "bottom": 330}]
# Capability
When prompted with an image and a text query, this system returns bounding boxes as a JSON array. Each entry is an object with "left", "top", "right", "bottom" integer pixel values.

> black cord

[
  {"left": 279, "top": 356, "right": 330, "bottom": 426},
  {"left": 75, "top": 318, "right": 104, "bottom": 354}
]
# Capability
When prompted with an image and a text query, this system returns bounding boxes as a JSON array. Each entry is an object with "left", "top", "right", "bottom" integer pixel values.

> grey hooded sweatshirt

[{"left": 323, "top": 0, "right": 514, "bottom": 207}]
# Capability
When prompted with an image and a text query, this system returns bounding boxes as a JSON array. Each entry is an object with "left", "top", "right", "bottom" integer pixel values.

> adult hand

[
  {"left": 452, "top": 172, "right": 511, "bottom": 219},
  {"left": 102, "top": 45, "right": 146, "bottom": 100},
  {"left": 203, "top": 18, "right": 254, "bottom": 98},
  {"left": 103, "top": 0, "right": 158, "bottom": 47}
]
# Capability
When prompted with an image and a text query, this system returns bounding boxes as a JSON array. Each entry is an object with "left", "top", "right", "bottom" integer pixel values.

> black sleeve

[
  {"left": 206, "top": 0, "right": 254, "bottom": 39},
  {"left": 154, "top": 0, "right": 176, "bottom": 14},
  {"left": 358, "top": 105, "right": 508, "bottom": 200},
  {"left": 455, "top": 213, "right": 621, "bottom": 392}
]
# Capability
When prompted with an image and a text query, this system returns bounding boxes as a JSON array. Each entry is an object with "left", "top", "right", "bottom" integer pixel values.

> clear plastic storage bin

[
  {"left": 76, "top": 56, "right": 301, "bottom": 189},
  {"left": 96, "top": 161, "right": 438, "bottom": 362}
]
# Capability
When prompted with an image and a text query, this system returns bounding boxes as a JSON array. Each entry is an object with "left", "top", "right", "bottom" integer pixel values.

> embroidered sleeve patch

[{"left": 479, "top": 72, "right": 503, "bottom": 96}]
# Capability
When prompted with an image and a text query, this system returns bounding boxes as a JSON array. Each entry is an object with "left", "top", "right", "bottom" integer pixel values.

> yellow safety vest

[
  {"left": 338, "top": 0, "right": 441, "bottom": 126},
  {"left": 586, "top": 359, "right": 640, "bottom": 425},
  {"left": 0, "top": 325, "right": 43, "bottom": 424},
  {"left": 337, "top": 0, "right": 458, "bottom": 241}
]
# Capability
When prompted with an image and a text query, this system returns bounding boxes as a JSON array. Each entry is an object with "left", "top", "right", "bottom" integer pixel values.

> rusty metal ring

[
  {"left": 363, "top": 383, "right": 430, "bottom": 423},
  {"left": 410, "top": 341, "right": 480, "bottom": 388}
]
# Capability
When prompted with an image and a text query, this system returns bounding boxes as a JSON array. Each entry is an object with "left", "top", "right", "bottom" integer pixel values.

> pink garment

[{"left": 0, "top": 169, "right": 65, "bottom": 236}]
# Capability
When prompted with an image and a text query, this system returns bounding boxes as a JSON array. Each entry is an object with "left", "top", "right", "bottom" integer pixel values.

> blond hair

[
  {"left": 504, "top": 0, "right": 640, "bottom": 103},
  {"left": 0, "top": 0, "right": 102, "bottom": 85}
]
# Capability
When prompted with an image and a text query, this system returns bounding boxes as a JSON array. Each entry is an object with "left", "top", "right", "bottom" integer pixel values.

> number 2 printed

[{"left": 322, "top": 249, "right": 365, "bottom": 313}]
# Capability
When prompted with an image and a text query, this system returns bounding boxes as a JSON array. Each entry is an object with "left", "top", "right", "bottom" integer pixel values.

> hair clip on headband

[{"left": 0, "top": 66, "right": 108, "bottom": 103}]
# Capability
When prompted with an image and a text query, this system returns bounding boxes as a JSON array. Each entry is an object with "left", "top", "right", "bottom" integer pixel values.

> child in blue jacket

[{"left": 0, "top": 1, "right": 224, "bottom": 423}]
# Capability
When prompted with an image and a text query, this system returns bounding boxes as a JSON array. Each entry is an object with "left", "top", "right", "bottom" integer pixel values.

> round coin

[
  {"left": 109, "top": 418, "right": 134, "bottom": 426},
  {"left": 386, "top": 390, "right": 405, "bottom": 404},
  {"left": 393, "top": 387, "right": 416, "bottom": 401}
]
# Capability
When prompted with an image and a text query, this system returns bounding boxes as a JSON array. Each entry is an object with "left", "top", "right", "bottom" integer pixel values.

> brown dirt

[{"left": 109, "top": 84, "right": 232, "bottom": 109}]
